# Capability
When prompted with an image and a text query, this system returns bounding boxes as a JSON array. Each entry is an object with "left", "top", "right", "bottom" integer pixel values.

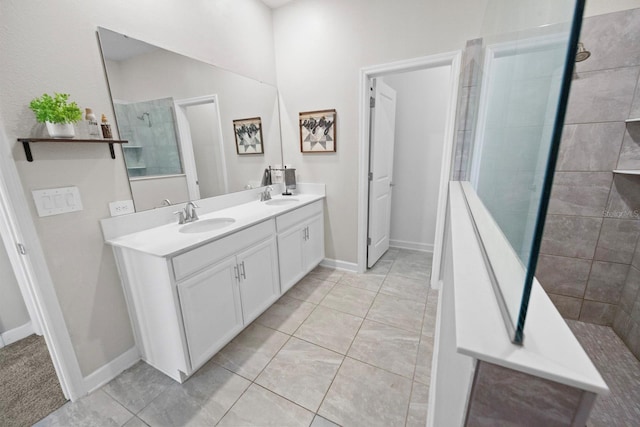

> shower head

[
  {"left": 137, "top": 112, "right": 152, "bottom": 127},
  {"left": 576, "top": 42, "right": 591, "bottom": 62}
]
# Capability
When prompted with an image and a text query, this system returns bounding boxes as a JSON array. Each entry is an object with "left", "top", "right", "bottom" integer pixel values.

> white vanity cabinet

[
  {"left": 277, "top": 200, "right": 325, "bottom": 293},
  {"left": 177, "top": 235, "right": 280, "bottom": 369},
  {"left": 177, "top": 257, "right": 243, "bottom": 370},
  {"left": 115, "top": 219, "right": 280, "bottom": 382},
  {"left": 107, "top": 193, "right": 327, "bottom": 383}
]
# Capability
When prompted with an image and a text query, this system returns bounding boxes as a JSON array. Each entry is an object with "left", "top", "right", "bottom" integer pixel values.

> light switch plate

[
  {"left": 109, "top": 200, "right": 134, "bottom": 217},
  {"left": 32, "top": 186, "right": 83, "bottom": 217}
]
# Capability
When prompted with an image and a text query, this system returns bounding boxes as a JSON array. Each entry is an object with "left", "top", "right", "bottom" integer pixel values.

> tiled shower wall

[
  {"left": 536, "top": 9, "right": 640, "bottom": 342},
  {"left": 452, "top": 38, "right": 482, "bottom": 181},
  {"left": 615, "top": 235, "right": 640, "bottom": 359}
]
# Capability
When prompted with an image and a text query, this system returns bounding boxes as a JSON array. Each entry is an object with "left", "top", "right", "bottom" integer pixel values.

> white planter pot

[{"left": 45, "top": 122, "right": 75, "bottom": 138}]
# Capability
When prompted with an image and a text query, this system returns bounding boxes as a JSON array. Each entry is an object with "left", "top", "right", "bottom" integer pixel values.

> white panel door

[
  {"left": 367, "top": 79, "right": 397, "bottom": 267},
  {"left": 177, "top": 256, "right": 243, "bottom": 369},
  {"left": 237, "top": 238, "right": 280, "bottom": 324}
]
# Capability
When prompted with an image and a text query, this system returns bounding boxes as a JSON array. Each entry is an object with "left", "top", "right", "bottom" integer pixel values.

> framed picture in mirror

[
  {"left": 233, "top": 117, "right": 264, "bottom": 155},
  {"left": 300, "top": 109, "right": 336, "bottom": 153}
]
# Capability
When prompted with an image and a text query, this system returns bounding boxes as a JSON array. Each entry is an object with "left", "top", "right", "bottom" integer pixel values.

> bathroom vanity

[{"left": 102, "top": 185, "right": 325, "bottom": 382}]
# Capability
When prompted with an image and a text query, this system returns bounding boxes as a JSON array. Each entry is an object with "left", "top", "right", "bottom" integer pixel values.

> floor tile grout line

[
  {"left": 101, "top": 374, "right": 168, "bottom": 419},
  {"left": 214, "top": 334, "right": 294, "bottom": 426},
  {"left": 312, "top": 253, "right": 429, "bottom": 425},
  {"left": 311, "top": 256, "right": 399, "bottom": 424},
  {"left": 405, "top": 272, "right": 433, "bottom": 426},
  {"left": 226, "top": 298, "right": 347, "bottom": 423}
]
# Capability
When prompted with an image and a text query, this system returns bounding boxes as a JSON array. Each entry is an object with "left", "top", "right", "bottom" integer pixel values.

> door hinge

[
  {"left": 16, "top": 243, "right": 26, "bottom": 255},
  {"left": 368, "top": 172, "right": 373, "bottom": 181},
  {"left": 370, "top": 96, "right": 376, "bottom": 108},
  {"left": 367, "top": 237, "right": 372, "bottom": 245}
]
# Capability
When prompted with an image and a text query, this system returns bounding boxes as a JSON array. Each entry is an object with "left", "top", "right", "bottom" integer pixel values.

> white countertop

[
  {"left": 449, "top": 182, "right": 608, "bottom": 395},
  {"left": 106, "top": 193, "right": 324, "bottom": 257}
]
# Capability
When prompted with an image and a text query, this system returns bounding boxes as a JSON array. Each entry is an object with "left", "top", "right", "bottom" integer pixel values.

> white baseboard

[
  {"left": 84, "top": 346, "right": 140, "bottom": 393},
  {"left": 390, "top": 239, "right": 434, "bottom": 253},
  {"left": 0, "top": 321, "right": 34, "bottom": 348},
  {"left": 320, "top": 258, "right": 358, "bottom": 272}
]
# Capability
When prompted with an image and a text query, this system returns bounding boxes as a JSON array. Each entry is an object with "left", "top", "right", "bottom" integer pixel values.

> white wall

[
  {"left": 0, "top": 238, "right": 30, "bottom": 334},
  {"left": 273, "top": 0, "right": 491, "bottom": 263},
  {"left": 384, "top": 67, "right": 452, "bottom": 252},
  {"left": 0, "top": 0, "right": 276, "bottom": 376}
]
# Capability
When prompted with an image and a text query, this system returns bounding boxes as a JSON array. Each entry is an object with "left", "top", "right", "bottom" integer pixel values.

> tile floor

[
  {"left": 36, "top": 248, "right": 437, "bottom": 427},
  {"left": 567, "top": 320, "right": 640, "bottom": 427}
]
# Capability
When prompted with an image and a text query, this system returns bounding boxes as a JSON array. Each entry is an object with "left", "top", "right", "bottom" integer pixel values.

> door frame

[
  {"left": 0, "top": 125, "right": 85, "bottom": 400},
  {"left": 174, "top": 95, "right": 229, "bottom": 200},
  {"left": 357, "top": 51, "right": 461, "bottom": 290}
]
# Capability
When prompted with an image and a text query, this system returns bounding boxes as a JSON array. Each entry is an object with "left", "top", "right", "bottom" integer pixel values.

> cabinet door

[
  {"left": 277, "top": 224, "right": 306, "bottom": 293},
  {"left": 304, "top": 214, "right": 325, "bottom": 272},
  {"left": 177, "top": 256, "right": 243, "bottom": 370},
  {"left": 237, "top": 237, "right": 281, "bottom": 324}
]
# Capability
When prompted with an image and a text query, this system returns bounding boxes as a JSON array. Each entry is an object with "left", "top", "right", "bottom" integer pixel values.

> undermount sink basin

[
  {"left": 179, "top": 217, "right": 236, "bottom": 234},
  {"left": 265, "top": 198, "right": 299, "bottom": 206}
]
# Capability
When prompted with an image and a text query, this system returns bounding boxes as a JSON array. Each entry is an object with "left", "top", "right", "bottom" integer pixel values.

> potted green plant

[{"left": 29, "top": 93, "right": 83, "bottom": 138}]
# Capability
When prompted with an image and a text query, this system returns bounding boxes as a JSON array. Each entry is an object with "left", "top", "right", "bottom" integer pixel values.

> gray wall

[{"left": 536, "top": 9, "right": 640, "bottom": 327}]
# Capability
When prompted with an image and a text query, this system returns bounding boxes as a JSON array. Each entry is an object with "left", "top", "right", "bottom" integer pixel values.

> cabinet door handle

[
  {"left": 303, "top": 227, "right": 307, "bottom": 241},
  {"left": 240, "top": 261, "right": 247, "bottom": 279},
  {"left": 306, "top": 226, "right": 310, "bottom": 240},
  {"left": 234, "top": 265, "right": 240, "bottom": 281}
]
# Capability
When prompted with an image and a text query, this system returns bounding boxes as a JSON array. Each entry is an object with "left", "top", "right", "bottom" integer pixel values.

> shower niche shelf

[
  {"left": 625, "top": 118, "right": 640, "bottom": 123},
  {"left": 613, "top": 169, "right": 640, "bottom": 175},
  {"left": 17, "top": 138, "right": 128, "bottom": 162}
]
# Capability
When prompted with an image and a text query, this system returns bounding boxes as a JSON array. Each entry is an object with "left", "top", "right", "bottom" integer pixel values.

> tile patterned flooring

[{"left": 36, "top": 248, "right": 437, "bottom": 426}]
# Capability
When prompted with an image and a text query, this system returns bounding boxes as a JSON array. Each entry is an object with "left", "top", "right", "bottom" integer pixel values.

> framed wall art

[
  {"left": 233, "top": 117, "right": 264, "bottom": 155},
  {"left": 299, "top": 109, "right": 336, "bottom": 153}
]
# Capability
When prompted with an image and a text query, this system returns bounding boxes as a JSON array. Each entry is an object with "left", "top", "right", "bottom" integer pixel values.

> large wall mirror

[{"left": 97, "top": 27, "right": 283, "bottom": 211}]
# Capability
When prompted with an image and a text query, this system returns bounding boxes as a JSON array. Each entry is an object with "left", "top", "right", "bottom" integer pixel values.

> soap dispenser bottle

[
  {"left": 100, "top": 114, "right": 113, "bottom": 139},
  {"left": 85, "top": 108, "right": 100, "bottom": 137}
]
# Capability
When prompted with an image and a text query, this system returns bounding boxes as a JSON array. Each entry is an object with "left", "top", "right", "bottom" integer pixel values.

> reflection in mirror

[{"left": 97, "top": 27, "right": 283, "bottom": 211}]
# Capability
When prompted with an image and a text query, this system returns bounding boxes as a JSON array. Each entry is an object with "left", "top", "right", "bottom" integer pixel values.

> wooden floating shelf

[
  {"left": 17, "top": 138, "right": 128, "bottom": 162},
  {"left": 613, "top": 169, "right": 640, "bottom": 175}
]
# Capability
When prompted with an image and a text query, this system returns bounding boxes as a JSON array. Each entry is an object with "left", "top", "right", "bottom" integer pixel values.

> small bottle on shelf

[
  {"left": 101, "top": 114, "right": 113, "bottom": 139},
  {"left": 85, "top": 108, "right": 100, "bottom": 137}
]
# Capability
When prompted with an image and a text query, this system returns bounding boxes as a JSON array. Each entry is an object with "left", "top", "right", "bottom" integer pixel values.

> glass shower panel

[
  {"left": 115, "top": 98, "right": 183, "bottom": 178},
  {"left": 465, "top": 0, "right": 585, "bottom": 343},
  {"left": 475, "top": 43, "right": 567, "bottom": 263}
]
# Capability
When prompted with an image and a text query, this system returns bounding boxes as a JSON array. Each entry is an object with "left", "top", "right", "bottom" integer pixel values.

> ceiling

[{"left": 260, "top": 0, "right": 295, "bottom": 9}]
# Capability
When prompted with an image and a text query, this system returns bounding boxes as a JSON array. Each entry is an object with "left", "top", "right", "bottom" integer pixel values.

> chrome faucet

[
  {"left": 174, "top": 201, "right": 199, "bottom": 225},
  {"left": 185, "top": 201, "right": 199, "bottom": 222},
  {"left": 260, "top": 186, "right": 273, "bottom": 202}
]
